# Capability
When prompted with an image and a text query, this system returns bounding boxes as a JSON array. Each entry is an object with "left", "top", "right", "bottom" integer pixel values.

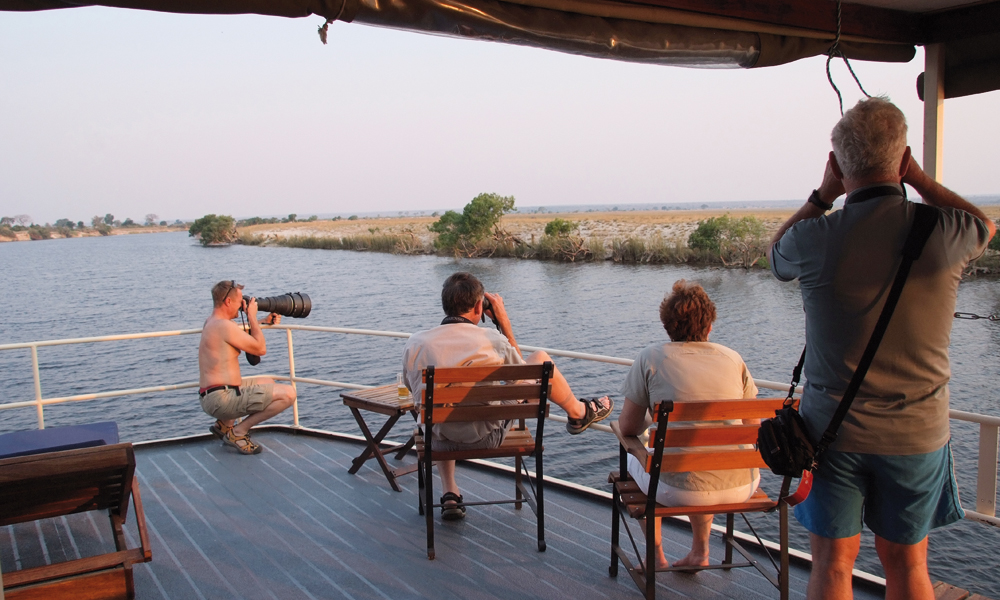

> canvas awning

[{"left": 5, "top": 0, "right": 999, "bottom": 96}]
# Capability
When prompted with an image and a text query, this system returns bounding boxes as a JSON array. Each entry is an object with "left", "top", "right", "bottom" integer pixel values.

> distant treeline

[{"left": 1, "top": 213, "right": 185, "bottom": 241}]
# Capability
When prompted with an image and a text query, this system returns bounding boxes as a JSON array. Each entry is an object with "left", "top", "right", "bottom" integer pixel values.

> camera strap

[
  {"left": 797, "top": 202, "right": 940, "bottom": 466},
  {"left": 441, "top": 316, "right": 477, "bottom": 326}
]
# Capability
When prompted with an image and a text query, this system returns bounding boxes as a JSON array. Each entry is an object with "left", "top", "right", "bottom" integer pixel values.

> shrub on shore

[
  {"left": 0, "top": 226, "right": 15, "bottom": 239},
  {"left": 430, "top": 193, "right": 516, "bottom": 254},
  {"left": 27, "top": 225, "right": 51, "bottom": 240},
  {"left": 688, "top": 214, "right": 768, "bottom": 269},
  {"left": 189, "top": 214, "right": 237, "bottom": 246}
]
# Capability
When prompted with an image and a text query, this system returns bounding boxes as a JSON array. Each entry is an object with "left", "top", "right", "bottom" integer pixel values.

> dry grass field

[
  {"left": 241, "top": 207, "right": 803, "bottom": 246},
  {"left": 242, "top": 204, "right": 1000, "bottom": 246}
]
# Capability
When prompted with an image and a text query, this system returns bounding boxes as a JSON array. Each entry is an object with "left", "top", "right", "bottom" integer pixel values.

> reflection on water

[{"left": 2, "top": 232, "right": 999, "bottom": 596}]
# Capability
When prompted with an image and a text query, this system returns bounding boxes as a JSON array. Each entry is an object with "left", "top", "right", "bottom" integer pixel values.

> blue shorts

[{"left": 794, "top": 442, "right": 964, "bottom": 545}]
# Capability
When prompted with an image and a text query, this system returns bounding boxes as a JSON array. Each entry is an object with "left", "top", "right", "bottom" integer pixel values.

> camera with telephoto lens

[
  {"left": 242, "top": 292, "right": 311, "bottom": 319},
  {"left": 239, "top": 292, "right": 311, "bottom": 366}
]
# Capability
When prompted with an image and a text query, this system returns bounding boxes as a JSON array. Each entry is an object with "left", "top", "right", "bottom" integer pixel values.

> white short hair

[{"left": 830, "top": 96, "right": 908, "bottom": 181}]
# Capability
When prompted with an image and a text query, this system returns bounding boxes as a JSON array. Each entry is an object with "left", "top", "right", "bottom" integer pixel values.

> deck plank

[{"left": 1, "top": 431, "right": 888, "bottom": 600}]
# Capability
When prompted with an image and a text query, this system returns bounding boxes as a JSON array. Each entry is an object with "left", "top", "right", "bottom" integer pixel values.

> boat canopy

[{"left": 5, "top": 0, "right": 999, "bottom": 97}]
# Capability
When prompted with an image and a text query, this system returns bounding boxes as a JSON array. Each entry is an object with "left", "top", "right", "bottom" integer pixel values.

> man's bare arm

[
  {"left": 769, "top": 158, "right": 845, "bottom": 256},
  {"left": 618, "top": 398, "right": 652, "bottom": 436},
  {"left": 484, "top": 292, "right": 521, "bottom": 358},
  {"left": 903, "top": 158, "right": 996, "bottom": 240},
  {"left": 227, "top": 298, "right": 267, "bottom": 355}
]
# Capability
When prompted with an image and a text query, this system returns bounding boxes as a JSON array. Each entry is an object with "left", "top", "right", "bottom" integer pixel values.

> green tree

[
  {"left": 103, "top": 213, "right": 114, "bottom": 226},
  {"left": 430, "top": 193, "right": 516, "bottom": 251},
  {"left": 688, "top": 217, "right": 723, "bottom": 252},
  {"left": 55, "top": 218, "right": 75, "bottom": 229},
  {"left": 688, "top": 214, "right": 767, "bottom": 268},
  {"left": 544, "top": 218, "right": 577, "bottom": 237},
  {"left": 189, "top": 214, "right": 237, "bottom": 246},
  {"left": 348, "top": 215, "right": 358, "bottom": 221}
]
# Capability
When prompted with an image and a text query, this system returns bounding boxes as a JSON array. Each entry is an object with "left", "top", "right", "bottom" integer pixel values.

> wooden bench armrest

[
  {"left": 610, "top": 421, "right": 649, "bottom": 465},
  {"left": 2, "top": 549, "right": 147, "bottom": 588},
  {"left": 132, "top": 478, "right": 153, "bottom": 561}
]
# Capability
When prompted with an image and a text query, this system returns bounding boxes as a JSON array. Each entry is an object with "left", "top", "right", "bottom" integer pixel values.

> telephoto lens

[{"left": 243, "top": 292, "right": 311, "bottom": 318}]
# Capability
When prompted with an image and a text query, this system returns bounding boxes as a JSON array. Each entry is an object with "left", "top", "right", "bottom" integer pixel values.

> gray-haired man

[{"left": 769, "top": 97, "right": 994, "bottom": 600}]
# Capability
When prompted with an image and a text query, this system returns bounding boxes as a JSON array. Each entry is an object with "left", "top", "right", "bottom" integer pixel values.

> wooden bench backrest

[
  {"left": 0, "top": 443, "right": 136, "bottom": 527},
  {"left": 421, "top": 363, "right": 553, "bottom": 424},
  {"left": 614, "top": 398, "right": 796, "bottom": 473}
]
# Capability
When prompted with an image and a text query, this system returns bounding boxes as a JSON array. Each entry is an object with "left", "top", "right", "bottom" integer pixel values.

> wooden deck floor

[{"left": 1, "top": 430, "right": 886, "bottom": 600}]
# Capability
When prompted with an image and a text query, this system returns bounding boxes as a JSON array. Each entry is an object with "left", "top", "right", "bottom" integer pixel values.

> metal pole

[
  {"left": 922, "top": 43, "right": 945, "bottom": 182},
  {"left": 286, "top": 328, "right": 299, "bottom": 427},
  {"left": 977, "top": 423, "right": 999, "bottom": 517},
  {"left": 31, "top": 345, "right": 44, "bottom": 429}
]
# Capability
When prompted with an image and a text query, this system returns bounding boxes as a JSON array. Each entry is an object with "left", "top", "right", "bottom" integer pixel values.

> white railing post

[
  {"left": 31, "top": 345, "right": 44, "bottom": 429},
  {"left": 286, "top": 328, "right": 299, "bottom": 427},
  {"left": 977, "top": 423, "right": 999, "bottom": 518}
]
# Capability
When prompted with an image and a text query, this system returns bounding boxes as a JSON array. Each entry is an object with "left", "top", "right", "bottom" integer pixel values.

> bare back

[{"left": 198, "top": 315, "right": 246, "bottom": 387}]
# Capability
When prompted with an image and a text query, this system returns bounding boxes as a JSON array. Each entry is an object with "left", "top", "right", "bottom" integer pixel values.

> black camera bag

[{"left": 758, "top": 200, "right": 940, "bottom": 481}]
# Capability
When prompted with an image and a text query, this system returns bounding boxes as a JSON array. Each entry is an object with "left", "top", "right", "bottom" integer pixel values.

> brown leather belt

[{"left": 199, "top": 384, "right": 241, "bottom": 397}]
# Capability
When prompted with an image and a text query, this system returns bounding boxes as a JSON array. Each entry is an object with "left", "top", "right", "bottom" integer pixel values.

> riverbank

[
  {"left": 0, "top": 224, "right": 186, "bottom": 242},
  {"left": 241, "top": 208, "right": 796, "bottom": 246},
  {"left": 240, "top": 206, "right": 1000, "bottom": 272}
]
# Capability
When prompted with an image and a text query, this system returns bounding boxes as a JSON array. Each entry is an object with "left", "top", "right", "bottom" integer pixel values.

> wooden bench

[
  {"left": 610, "top": 398, "right": 807, "bottom": 600},
  {"left": 416, "top": 362, "right": 553, "bottom": 559},
  {"left": 0, "top": 443, "right": 152, "bottom": 600}
]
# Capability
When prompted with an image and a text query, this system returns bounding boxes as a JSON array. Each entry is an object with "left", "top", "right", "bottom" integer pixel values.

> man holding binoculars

[{"left": 198, "top": 280, "right": 297, "bottom": 455}]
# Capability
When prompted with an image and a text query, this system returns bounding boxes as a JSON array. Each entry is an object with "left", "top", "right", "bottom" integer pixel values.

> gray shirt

[
  {"left": 771, "top": 186, "right": 990, "bottom": 454},
  {"left": 621, "top": 341, "right": 759, "bottom": 491},
  {"left": 402, "top": 322, "right": 525, "bottom": 444}
]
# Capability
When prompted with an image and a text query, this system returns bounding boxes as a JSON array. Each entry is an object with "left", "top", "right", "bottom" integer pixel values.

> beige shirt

[
  {"left": 402, "top": 322, "right": 525, "bottom": 444},
  {"left": 621, "top": 341, "right": 758, "bottom": 491}
]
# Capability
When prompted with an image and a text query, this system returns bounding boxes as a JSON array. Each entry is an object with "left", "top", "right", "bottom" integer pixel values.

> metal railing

[{"left": 0, "top": 323, "right": 997, "bottom": 527}]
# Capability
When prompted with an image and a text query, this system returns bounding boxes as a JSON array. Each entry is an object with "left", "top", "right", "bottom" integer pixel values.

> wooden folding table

[{"left": 341, "top": 384, "right": 418, "bottom": 492}]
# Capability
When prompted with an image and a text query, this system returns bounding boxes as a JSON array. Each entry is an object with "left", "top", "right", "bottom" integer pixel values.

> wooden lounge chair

[
  {"left": 415, "top": 362, "right": 553, "bottom": 559},
  {"left": 609, "top": 398, "right": 810, "bottom": 600},
  {"left": 0, "top": 443, "right": 152, "bottom": 600}
]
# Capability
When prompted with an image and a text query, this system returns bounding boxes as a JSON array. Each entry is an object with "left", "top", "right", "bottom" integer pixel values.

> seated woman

[{"left": 618, "top": 279, "right": 759, "bottom": 570}]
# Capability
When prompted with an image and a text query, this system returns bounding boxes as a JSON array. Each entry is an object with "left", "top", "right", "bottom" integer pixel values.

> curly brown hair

[{"left": 659, "top": 280, "right": 716, "bottom": 342}]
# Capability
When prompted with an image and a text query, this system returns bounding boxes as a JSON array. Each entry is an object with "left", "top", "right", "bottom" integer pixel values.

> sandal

[
  {"left": 223, "top": 429, "right": 262, "bottom": 455},
  {"left": 209, "top": 419, "right": 233, "bottom": 440},
  {"left": 440, "top": 492, "right": 466, "bottom": 521},
  {"left": 566, "top": 396, "right": 614, "bottom": 434}
]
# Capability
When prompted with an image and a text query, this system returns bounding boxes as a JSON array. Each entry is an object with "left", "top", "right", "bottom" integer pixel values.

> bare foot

[{"left": 673, "top": 551, "right": 710, "bottom": 572}]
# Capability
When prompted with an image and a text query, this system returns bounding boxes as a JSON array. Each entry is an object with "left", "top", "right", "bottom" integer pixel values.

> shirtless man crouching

[{"left": 198, "top": 280, "right": 296, "bottom": 455}]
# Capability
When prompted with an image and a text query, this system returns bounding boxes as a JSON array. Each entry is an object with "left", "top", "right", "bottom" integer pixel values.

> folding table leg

[{"left": 347, "top": 406, "right": 404, "bottom": 492}]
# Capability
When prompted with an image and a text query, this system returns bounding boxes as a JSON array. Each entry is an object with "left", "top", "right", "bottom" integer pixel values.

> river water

[{"left": 2, "top": 231, "right": 998, "bottom": 596}]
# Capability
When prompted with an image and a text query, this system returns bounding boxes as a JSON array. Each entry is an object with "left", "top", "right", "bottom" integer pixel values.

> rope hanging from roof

[{"left": 826, "top": 0, "right": 871, "bottom": 116}]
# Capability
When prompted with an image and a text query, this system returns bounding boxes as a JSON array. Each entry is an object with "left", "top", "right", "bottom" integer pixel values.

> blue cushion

[{"left": 0, "top": 422, "right": 120, "bottom": 460}]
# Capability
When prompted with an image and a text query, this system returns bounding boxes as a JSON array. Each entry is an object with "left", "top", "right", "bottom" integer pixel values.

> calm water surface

[{"left": 2, "top": 232, "right": 999, "bottom": 596}]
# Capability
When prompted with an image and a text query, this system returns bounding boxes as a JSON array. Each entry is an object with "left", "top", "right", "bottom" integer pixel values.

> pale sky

[{"left": 1, "top": 7, "right": 998, "bottom": 225}]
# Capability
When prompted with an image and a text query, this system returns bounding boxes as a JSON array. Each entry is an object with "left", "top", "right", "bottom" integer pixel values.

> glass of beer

[{"left": 396, "top": 373, "right": 409, "bottom": 399}]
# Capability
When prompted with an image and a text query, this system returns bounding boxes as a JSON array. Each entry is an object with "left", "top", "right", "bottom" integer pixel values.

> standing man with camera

[
  {"left": 769, "top": 97, "right": 994, "bottom": 600},
  {"left": 402, "top": 272, "right": 613, "bottom": 520},
  {"left": 198, "top": 280, "right": 297, "bottom": 455}
]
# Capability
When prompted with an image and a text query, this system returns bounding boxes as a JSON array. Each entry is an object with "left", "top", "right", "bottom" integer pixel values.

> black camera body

[
  {"left": 239, "top": 292, "right": 311, "bottom": 366},
  {"left": 242, "top": 292, "right": 311, "bottom": 319}
]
